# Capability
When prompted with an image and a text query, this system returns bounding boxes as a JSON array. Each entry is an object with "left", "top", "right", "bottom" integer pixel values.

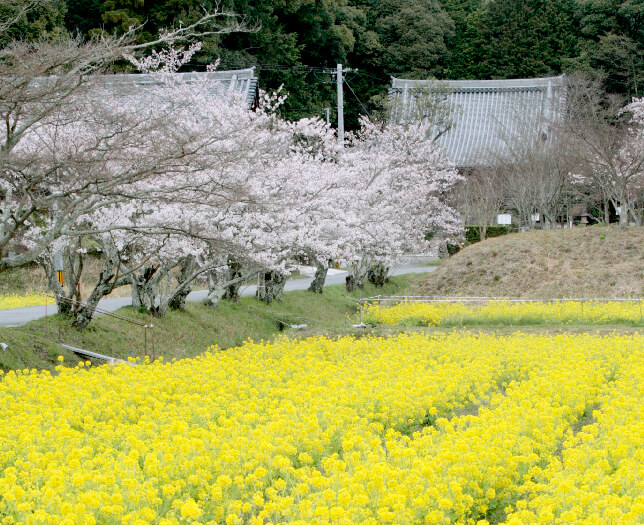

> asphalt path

[{"left": 0, "top": 264, "right": 437, "bottom": 327}]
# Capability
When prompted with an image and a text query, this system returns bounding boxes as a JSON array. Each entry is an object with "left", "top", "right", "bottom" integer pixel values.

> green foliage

[
  {"left": 52, "top": 0, "right": 644, "bottom": 125},
  {"left": 448, "top": 0, "right": 579, "bottom": 79},
  {"left": 368, "top": 0, "right": 454, "bottom": 78},
  {"left": 65, "top": 0, "right": 102, "bottom": 37},
  {"left": 0, "top": 0, "right": 67, "bottom": 44},
  {"left": 566, "top": 0, "right": 644, "bottom": 96},
  {"left": 464, "top": 224, "right": 519, "bottom": 244}
]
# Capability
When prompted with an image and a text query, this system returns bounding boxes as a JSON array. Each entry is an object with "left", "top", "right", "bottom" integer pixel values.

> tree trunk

[
  {"left": 203, "top": 265, "right": 230, "bottom": 308},
  {"left": 603, "top": 195, "right": 610, "bottom": 223},
  {"left": 73, "top": 270, "right": 119, "bottom": 330},
  {"left": 438, "top": 241, "right": 449, "bottom": 259},
  {"left": 224, "top": 260, "right": 243, "bottom": 301},
  {"left": 367, "top": 262, "right": 389, "bottom": 287},
  {"left": 42, "top": 243, "right": 84, "bottom": 317},
  {"left": 131, "top": 264, "right": 163, "bottom": 315},
  {"left": 480, "top": 223, "right": 487, "bottom": 242},
  {"left": 168, "top": 255, "right": 195, "bottom": 311},
  {"left": 71, "top": 245, "right": 130, "bottom": 330},
  {"left": 618, "top": 200, "right": 629, "bottom": 229},
  {"left": 203, "top": 264, "right": 257, "bottom": 308},
  {"left": 308, "top": 259, "right": 328, "bottom": 293},
  {"left": 345, "top": 259, "right": 369, "bottom": 292},
  {"left": 257, "top": 271, "right": 286, "bottom": 304},
  {"left": 131, "top": 257, "right": 205, "bottom": 318}
]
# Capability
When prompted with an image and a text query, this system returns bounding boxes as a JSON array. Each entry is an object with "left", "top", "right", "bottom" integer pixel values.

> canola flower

[
  {"left": 0, "top": 293, "right": 54, "bottom": 310},
  {"left": 361, "top": 300, "right": 644, "bottom": 326},
  {"left": 0, "top": 333, "right": 642, "bottom": 524}
]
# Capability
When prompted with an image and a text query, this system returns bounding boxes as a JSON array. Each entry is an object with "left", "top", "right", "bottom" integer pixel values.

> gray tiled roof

[
  {"left": 98, "top": 68, "right": 258, "bottom": 109},
  {"left": 390, "top": 75, "right": 566, "bottom": 168}
]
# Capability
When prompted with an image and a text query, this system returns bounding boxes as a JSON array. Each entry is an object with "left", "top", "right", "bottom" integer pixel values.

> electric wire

[{"left": 344, "top": 78, "right": 371, "bottom": 118}]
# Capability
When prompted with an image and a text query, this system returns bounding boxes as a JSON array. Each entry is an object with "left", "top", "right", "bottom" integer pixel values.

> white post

[
  {"left": 336, "top": 63, "right": 344, "bottom": 144},
  {"left": 52, "top": 199, "right": 64, "bottom": 286}
]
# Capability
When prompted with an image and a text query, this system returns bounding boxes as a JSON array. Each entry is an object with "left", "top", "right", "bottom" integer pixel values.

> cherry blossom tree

[
  {"left": 7, "top": 21, "right": 466, "bottom": 325},
  {"left": 339, "top": 118, "right": 462, "bottom": 290},
  {"left": 621, "top": 96, "right": 644, "bottom": 225},
  {"left": 0, "top": 6, "right": 251, "bottom": 272}
]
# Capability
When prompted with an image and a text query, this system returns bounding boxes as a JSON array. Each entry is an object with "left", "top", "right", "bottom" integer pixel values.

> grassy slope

[
  {"left": 0, "top": 273, "right": 425, "bottom": 372},
  {"left": 420, "top": 225, "right": 644, "bottom": 298}
]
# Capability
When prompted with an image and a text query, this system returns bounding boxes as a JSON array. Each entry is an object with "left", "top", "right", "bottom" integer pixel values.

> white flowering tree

[
  {"left": 0, "top": 6, "right": 250, "bottom": 272},
  {"left": 3, "top": 7, "right": 465, "bottom": 324},
  {"left": 339, "top": 118, "right": 462, "bottom": 290}
]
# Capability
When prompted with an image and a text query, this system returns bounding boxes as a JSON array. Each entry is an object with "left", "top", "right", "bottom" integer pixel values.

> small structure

[{"left": 389, "top": 75, "right": 566, "bottom": 169}]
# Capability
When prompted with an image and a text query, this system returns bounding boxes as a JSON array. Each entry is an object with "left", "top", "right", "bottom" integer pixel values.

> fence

[{"left": 45, "top": 294, "right": 155, "bottom": 360}]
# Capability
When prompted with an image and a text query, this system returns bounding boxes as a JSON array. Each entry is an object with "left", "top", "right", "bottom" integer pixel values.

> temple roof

[
  {"left": 389, "top": 75, "right": 567, "bottom": 168},
  {"left": 98, "top": 67, "right": 259, "bottom": 109}
]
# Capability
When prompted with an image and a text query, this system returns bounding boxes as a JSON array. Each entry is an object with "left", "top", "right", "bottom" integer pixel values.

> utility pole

[
  {"left": 336, "top": 63, "right": 344, "bottom": 144},
  {"left": 331, "top": 64, "right": 356, "bottom": 144},
  {"left": 324, "top": 107, "right": 330, "bottom": 126}
]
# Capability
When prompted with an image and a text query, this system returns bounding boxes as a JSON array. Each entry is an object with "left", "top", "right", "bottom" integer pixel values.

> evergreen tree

[
  {"left": 569, "top": 0, "right": 644, "bottom": 96},
  {"left": 1, "top": 0, "right": 67, "bottom": 43},
  {"left": 368, "top": 0, "right": 454, "bottom": 78},
  {"left": 463, "top": 0, "right": 579, "bottom": 79}
]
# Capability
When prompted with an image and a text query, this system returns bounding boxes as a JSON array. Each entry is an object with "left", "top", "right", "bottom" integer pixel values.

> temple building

[{"left": 389, "top": 75, "right": 567, "bottom": 169}]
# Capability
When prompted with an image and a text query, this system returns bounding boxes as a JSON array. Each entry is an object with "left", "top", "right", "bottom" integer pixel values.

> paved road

[{"left": 0, "top": 264, "right": 437, "bottom": 327}]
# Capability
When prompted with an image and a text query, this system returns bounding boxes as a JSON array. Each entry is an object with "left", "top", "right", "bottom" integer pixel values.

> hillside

[{"left": 420, "top": 226, "right": 644, "bottom": 298}]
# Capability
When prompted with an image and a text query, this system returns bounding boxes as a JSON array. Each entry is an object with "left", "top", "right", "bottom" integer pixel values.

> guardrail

[
  {"left": 353, "top": 295, "right": 644, "bottom": 325},
  {"left": 58, "top": 343, "right": 136, "bottom": 365},
  {"left": 44, "top": 294, "right": 155, "bottom": 360}
]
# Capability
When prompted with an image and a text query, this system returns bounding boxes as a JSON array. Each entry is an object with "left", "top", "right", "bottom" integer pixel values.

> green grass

[
  {"left": 418, "top": 259, "right": 443, "bottom": 267},
  {"left": 0, "top": 273, "right": 426, "bottom": 372}
]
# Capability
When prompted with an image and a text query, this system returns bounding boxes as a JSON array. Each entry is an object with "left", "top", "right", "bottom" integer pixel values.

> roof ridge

[{"left": 391, "top": 75, "right": 566, "bottom": 92}]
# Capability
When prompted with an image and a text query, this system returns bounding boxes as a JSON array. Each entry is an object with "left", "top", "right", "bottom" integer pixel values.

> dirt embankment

[{"left": 420, "top": 225, "right": 644, "bottom": 298}]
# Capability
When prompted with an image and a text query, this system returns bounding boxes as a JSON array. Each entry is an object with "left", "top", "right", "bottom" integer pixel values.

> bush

[
  {"left": 465, "top": 225, "right": 518, "bottom": 244},
  {"left": 443, "top": 225, "right": 517, "bottom": 256}
]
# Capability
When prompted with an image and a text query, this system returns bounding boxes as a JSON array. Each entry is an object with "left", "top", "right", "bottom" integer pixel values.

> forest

[{"left": 6, "top": 0, "right": 644, "bottom": 128}]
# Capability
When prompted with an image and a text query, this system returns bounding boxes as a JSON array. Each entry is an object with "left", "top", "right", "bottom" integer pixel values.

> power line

[
  {"left": 185, "top": 61, "right": 336, "bottom": 74},
  {"left": 287, "top": 107, "right": 332, "bottom": 113},
  {"left": 344, "top": 78, "right": 371, "bottom": 118}
]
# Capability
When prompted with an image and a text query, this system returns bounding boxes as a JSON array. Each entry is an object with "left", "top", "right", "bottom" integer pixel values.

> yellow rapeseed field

[
  {"left": 0, "top": 332, "right": 642, "bottom": 524},
  {"left": 0, "top": 293, "right": 54, "bottom": 310},
  {"left": 361, "top": 300, "right": 644, "bottom": 326}
]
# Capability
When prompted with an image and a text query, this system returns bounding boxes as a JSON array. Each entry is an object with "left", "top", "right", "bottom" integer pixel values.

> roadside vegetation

[{"left": 0, "top": 274, "right": 426, "bottom": 372}]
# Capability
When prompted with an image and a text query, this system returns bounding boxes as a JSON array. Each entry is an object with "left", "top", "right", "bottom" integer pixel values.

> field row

[
  {"left": 361, "top": 300, "right": 644, "bottom": 326},
  {"left": 0, "top": 333, "right": 642, "bottom": 524},
  {"left": 0, "top": 293, "right": 53, "bottom": 310}
]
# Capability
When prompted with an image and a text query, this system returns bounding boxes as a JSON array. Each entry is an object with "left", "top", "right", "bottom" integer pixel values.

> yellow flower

[{"left": 180, "top": 498, "right": 202, "bottom": 520}]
